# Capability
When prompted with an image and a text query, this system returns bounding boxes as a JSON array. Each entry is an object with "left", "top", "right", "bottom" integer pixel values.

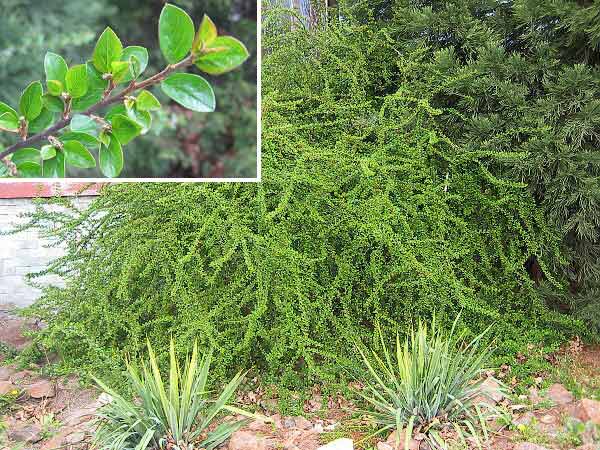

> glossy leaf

[
  {"left": 136, "top": 90, "right": 161, "bottom": 111},
  {"left": 43, "top": 94, "right": 64, "bottom": 113},
  {"left": 60, "top": 131, "right": 99, "bottom": 148},
  {"left": 40, "top": 145, "right": 57, "bottom": 160},
  {"left": 161, "top": 73, "right": 215, "bottom": 112},
  {"left": 99, "top": 135, "right": 123, "bottom": 178},
  {"left": 44, "top": 52, "right": 68, "bottom": 85},
  {"left": 159, "top": 3, "right": 195, "bottom": 64},
  {"left": 0, "top": 101, "right": 18, "bottom": 119},
  {"left": 0, "top": 112, "right": 18, "bottom": 131},
  {"left": 70, "top": 114, "right": 98, "bottom": 135},
  {"left": 63, "top": 140, "right": 96, "bottom": 168},
  {"left": 110, "top": 114, "right": 142, "bottom": 145},
  {"left": 98, "top": 131, "right": 110, "bottom": 146},
  {"left": 66, "top": 64, "right": 88, "bottom": 98},
  {"left": 29, "top": 108, "right": 54, "bottom": 134},
  {"left": 43, "top": 152, "right": 66, "bottom": 178},
  {"left": 111, "top": 60, "right": 130, "bottom": 84},
  {"left": 19, "top": 81, "right": 44, "bottom": 121},
  {"left": 72, "top": 63, "right": 108, "bottom": 111},
  {"left": 11, "top": 148, "right": 40, "bottom": 165},
  {"left": 127, "top": 107, "right": 152, "bottom": 132},
  {"left": 121, "top": 46, "right": 149, "bottom": 82},
  {"left": 196, "top": 36, "right": 249, "bottom": 75},
  {"left": 17, "top": 161, "right": 42, "bottom": 177},
  {"left": 47, "top": 80, "right": 63, "bottom": 96},
  {"left": 195, "top": 15, "right": 217, "bottom": 49},
  {"left": 93, "top": 27, "right": 123, "bottom": 73}
]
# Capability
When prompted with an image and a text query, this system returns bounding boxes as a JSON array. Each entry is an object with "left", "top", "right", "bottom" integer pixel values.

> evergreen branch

[{"left": 0, "top": 55, "right": 194, "bottom": 160}]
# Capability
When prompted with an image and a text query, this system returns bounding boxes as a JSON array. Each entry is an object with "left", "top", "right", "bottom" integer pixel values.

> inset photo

[{"left": 0, "top": 0, "right": 258, "bottom": 180}]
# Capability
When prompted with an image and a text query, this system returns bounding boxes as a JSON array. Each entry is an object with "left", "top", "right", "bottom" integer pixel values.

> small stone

[
  {"left": 228, "top": 430, "right": 269, "bottom": 450},
  {"left": 313, "top": 423, "right": 324, "bottom": 433},
  {"left": 546, "top": 383, "right": 574, "bottom": 405},
  {"left": 294, "top": 416, "right": 312, "bottom": 430},
  {"left": 539, "top": 414, "right": 557, "bottom": 425},
  {"left": 283, "top": 417, "right": 296, "bottom": 428},
  {"left": 0, "top": 366, "right": 15, "bottom": 381},
  {"left": 26, "top": 379, "right": 55, "bottom": 398},
  {"left": 317, "top": 438, "right": 354, "bottom": 450},
  {"left": 528, "top": 386, "right": 541, "bottom": 404},
  {"left": 377, "top": 443, "right": 393, "bottom": 450},
  {"left": 97, "top": 392, "right": 113, "bottom": 405},
  {"left": 40, "top": 431, "right": 69, "bottom": 450},
  {"left": 514, "top": 444, "right": 551, "bottom": 450},
  {"left": 65, "top": 432, "right": 86, "bottom": 444},
  {"left": 10, "top": 370, "right": 34, "bottom": 382},
  {"left": 0, "top": 380, "right": 17, "bottom": 395},
  {"left": 578, "top": 398, "right": 600, "bottom": 425},
  {"left": 385, "top": 431, "right": 420, "bottom": 450},
  {"left": 8, "top": 423, "right": 43, "bottom": 443},
  {"left": 513, "top": 411, "right": 536, "bottom": 426},
  {"left": 479, "top": 377, "right": 505, "bottom": 403}
]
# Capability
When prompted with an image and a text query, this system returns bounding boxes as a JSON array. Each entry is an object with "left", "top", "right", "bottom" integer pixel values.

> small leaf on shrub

[
  {"left": 121, "top": 46, "right": 148, "bottom": 82},
  {"left": 47, "top": 80, "right": 63, "bottom": 96},
  {"left": 43, "top": 152, "right": 65, "bottom": 178},
  {"left": 44, "top": 52, "right": 68, "bottom": 85},
  {"left": 159, "top": 3, "right": 195, "bottom": 64},
  {"left": 0, "top": 112, "right": 19, "bottom": 131},
  {"left": 19, "top": 81, "right": 44, "bottom": 120},
  {"left": 161, "top": 73, "right": 215, "bottom": 112},
  {"left": 60, "top": 131, "right": 99, "bottom": 148},
  {"left": 70, "top": 114, "right": 97, "bottom": 135},
  {"left": 0, "top": 101, "right": 18, "bottom": 119},
  {"left": 72, "top": 63, "right": 108, "bottom": 111},
  {"left": 99, "top": 135, "right": 123, "bottom": 178},
  {"left": 136, "top": 90, "right": 161, "bottom": 111},
  {"left": 128, "top": 107, "right": 152, "bottom": 132},
  {"left": 111, "top": 60, "right": 130, "bottom": 84},
  {"left": 63, "top": 140, "right": 96, "bottom": 168},
  {"left": 195, "top": 15, "right": 217, "bottom": 49},
  {"left": 40, "top": 145, "right": 57, "bottom": 160},
  {"left": 196, "top": 36, "right": 249, "bottom": 75},
  {"left": 11, "top": 148, "right": 40, "bottom": 165},
  {"left": 29, "top": 108, "right": 54, "bottom": 134},
  {"left": 66, "top": 64, "right": 88, "bottom": 98},
  {"left": 98, "top": 131, "right": 110, "bottom": 146},
  {"left": 17, "top": 161, "right": 42, "bottom": 177},
  {"left": 93, "top": 27, "right": 123, "bottom": 73},
  {"left": 110, "top": 114, "right": 142, "bottom": 145},
  {"left": 43, "top": 94, "right": 64, "bottom": 113}
]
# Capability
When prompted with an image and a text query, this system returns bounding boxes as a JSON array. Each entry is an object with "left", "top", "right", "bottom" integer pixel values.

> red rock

[
  {"left": 40, "top": 430, "right": 70, "bottom": 450},
  {"left": 478, "top": 377, "right": 505, "bottom": 403},
  {"left": 7, "top": 423, "right": 42, "bottom": 443},
  {"left": 546, "top": 383, "right": 574, "bottom": 405},
  {"left": 578, "top": 398, "right": 600, "bottom": 425},
  {"left": 384, "top": 431, "right": 419, "bottom": 450},
  {"left": 0, "top": 366, "right": 14, "bottom": 381},
  {"left": 0, "top": 380, "right": 17, "bottom": 395},
  {"left": 26, "top": 379, "right": 55, "bottom": 398},
  {"left": 228, "top": 430, "right": 269, "bottom": 450},
  {"left": 294, "top": 416, "right": 313, "bottom": 430},
  {"left": 514, "top": 444, "right": 551, "bottom": 450}
]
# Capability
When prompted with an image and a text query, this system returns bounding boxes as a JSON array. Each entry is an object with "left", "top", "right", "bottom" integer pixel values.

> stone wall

[{"left": 0, "top": 196, "right": 94, "bottom": 308}]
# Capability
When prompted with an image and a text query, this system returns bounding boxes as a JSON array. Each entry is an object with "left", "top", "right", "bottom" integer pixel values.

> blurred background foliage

[{"left": 0, "top": 0, "right": 257, "bottom": 178}]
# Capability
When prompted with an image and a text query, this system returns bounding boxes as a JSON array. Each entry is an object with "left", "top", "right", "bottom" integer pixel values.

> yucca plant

[
  {"left": 355, "top": 316, "right": 502, "bottom": 450},
  {"left": 93, "top": 339, "right": 254, "bottom": 450}
]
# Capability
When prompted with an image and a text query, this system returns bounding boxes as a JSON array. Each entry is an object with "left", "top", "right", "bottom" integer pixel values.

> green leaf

[
  {"left": 72, "top": 63, "right": 108, "bottom": 111},
  {"left": 70, "top": 114, "right": 98, "bottom": 135},
  {"left": 128, "top": 107, "right": 152, "bottom": 132},
  {"left": 161, "top": 73, "right": 215, "bottom": 112},
  {"left": 111, "top": 60, "right": 130, "bottom": 84},
  {"left": 0, "top": 101, "right": 18, "bottom": 118},
  {"left": 17, "top": 161, "right": 42, "bottom": 178},
  {"left": 93, "top": 27, "right": 123, "bottom": 73},
  {"left": 110, "top": 114, "right": 142, "bottom": 145},
  {"left": 0, "top": 112, "right": 18, "bottom": 131},
  {"left": 136, "top": 90, "right": 161, "bottom": 111},
  {"left": 43, "top": 94, "right": 64, "bottom": 113},
  {"left": 195, "top": 36, "right": 249, "bottom": 75},
  {"left": 47, "top": 80, "right": 63, "bottom": 96},
  {"left": 195, "top": 15, "right": 217, "bottom": 49},
  {"left": 29, "top": 108, "right": 54, "bottom": 134},
  {"left": 19, "top": 81, "right": 44, "bottom": 120},
  {"left": 40, "top": 145, "right": 57, "bottom": 160},
  {"left": 11, "top": 148, "right": 40, "bottom": 165},
  {"left": 60, "top": 131, "right": 99, "bottom": 148},
  {"left": 159, "top": 3, "right": 195, "bottom": 64},
  {"left": 43, "top": 152, "right": 65, "bottom": 178},
  {"left": 98, "top": 131, "right": 110, "bottom": 146},
  {"left": 63, "top": 140, "right": 96, "bottom": 168},
  {"left": 66, "top": 64, "right": 88, "bottom": 98},
  {"left": 44, "top": 52, "right": 68, "bottom": 86},
  {"left": 99, "top": 135, "right": 123, "bottom": 178},
  {"left": 121, "top": 46, "right": 149, "bottom": 82}
]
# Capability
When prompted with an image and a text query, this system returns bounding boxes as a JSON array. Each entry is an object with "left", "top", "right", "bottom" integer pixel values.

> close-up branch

[{"left": 0, "top": 55, "right": 194, "bottom": 161}]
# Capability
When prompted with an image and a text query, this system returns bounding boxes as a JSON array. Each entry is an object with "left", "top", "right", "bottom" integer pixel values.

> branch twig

[{"left": 0, "top": 54, "right": 194, "bottom": 160}]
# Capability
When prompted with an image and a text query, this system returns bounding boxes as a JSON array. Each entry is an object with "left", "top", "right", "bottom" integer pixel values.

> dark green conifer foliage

[{"left": 15, "top": 3, "right": 583, "bottom": 386}]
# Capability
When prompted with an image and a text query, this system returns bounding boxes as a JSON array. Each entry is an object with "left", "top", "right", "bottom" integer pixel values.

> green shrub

[
  {"left": 355, "top": 317, "right": 499, "bottom": 449},
  {"left": 93, "top": 339, "right": 252, "bottom": 450}
]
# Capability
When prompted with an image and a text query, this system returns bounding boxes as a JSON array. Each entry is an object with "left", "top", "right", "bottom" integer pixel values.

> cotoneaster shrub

[{"left": 16, "top": 7, "right": 582, "bottom": 388}]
